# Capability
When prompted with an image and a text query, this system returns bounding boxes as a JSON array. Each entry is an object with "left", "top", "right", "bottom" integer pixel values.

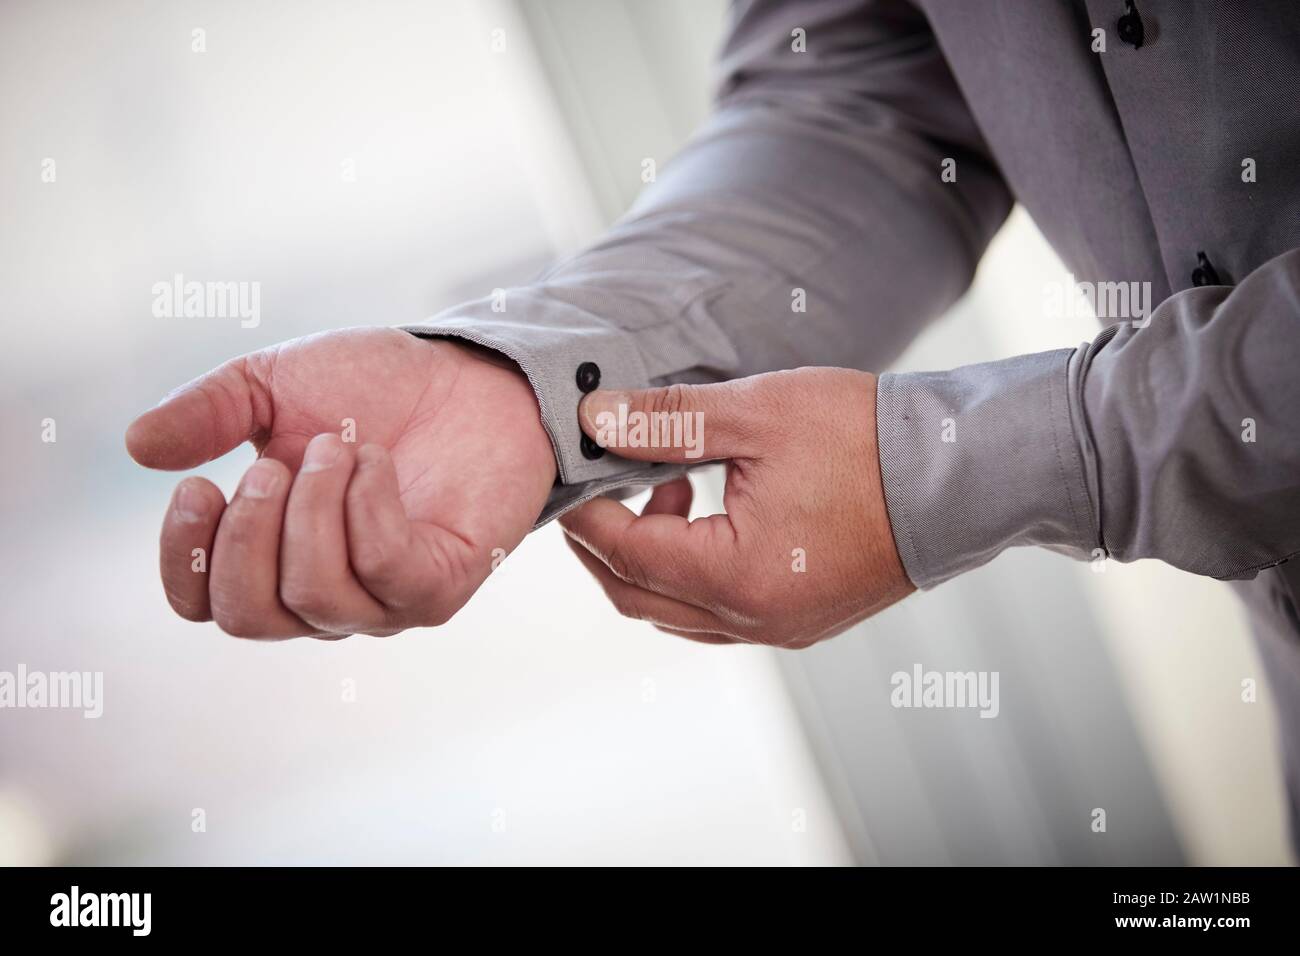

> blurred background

[{"left": 0, "top": 0, "right": 1288, "bottom": 865}]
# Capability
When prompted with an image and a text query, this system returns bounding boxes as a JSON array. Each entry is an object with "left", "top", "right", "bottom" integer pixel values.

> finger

[
  {"left": 126, "top": 352, "right": 271, "bottom": 470},
  {"left": 280, "top": 434, "right": 390, "bottom": 633},
  {"left": 209, "top": 458, "right": 318, "bottom": 639},
  {"left": 578, "top": 379, "right": 765, "bottom": 464},
  {"left": 641, "top": 476, "right": 692, "bottom": 518},
  {"left": 159, "top": 477, "right": 226, "bottom": 621},
  {"left": 560, "top": 495, "right": 734, "bottom": 606},
  {"left": 345, "top": 443, "right": 448, "bottom": 621},
  {"left": 563, "top": 533, "right": 735, "bottom": 636}
]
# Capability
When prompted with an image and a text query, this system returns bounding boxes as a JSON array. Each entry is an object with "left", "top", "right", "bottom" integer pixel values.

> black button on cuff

[
  {"left": 1191, "top": 251, "right": 1220, "bottom": 287},
  {"left": 576, "top": 361, "right": 601, "bottom": 393},
  {"left": 1117, "top": 1, "right": 1144, "bottom": 48},
  {"left": 580, "top": 434, "right": 606, "bottom": 460},
  {"left": 576, "top": 361, "right": 605, "bottom": 459}
]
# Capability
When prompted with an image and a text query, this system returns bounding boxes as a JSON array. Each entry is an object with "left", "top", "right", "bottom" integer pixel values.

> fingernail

[
  {"left": 580, "top": 390, "right": 630, "bottom": 434},
  {"left": 301, "top": 435, "right": 341, "bottom": 472},
  {"left": 174, "top": 481, "right": 209, "bottom": 521},
  {"left": 241, "top": 461, "right": 282, "bottom": 499}
]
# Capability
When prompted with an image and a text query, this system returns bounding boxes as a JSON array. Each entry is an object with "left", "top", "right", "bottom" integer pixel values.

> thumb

[
  {"left": 125, "top": 355, "right": 269, "bottom": 470},
  {"left": 578, "top": 381, "right": 760, "bottom": 464}
]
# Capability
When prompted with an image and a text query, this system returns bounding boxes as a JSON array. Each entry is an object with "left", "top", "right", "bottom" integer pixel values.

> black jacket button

[
  {"left": 1117, "top": 1, "right": 1144, "bottom": 48},
  {"left": 1191, "top": 251, "right": 1220, "bottom": 287},
  {"left": 576, "top": 361, "right": 601, "bottom": 393},
  {"left": 580, "top": 433, "right": 605, "bottom": 460}
]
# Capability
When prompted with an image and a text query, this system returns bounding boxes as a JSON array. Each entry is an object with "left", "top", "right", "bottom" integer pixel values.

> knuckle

[
  {"left": 351, "top": 540, "right": 399, "bottom": 583},
  {"left": 218, "top": 507, "right": 263, "bottom": 547},
  {"left": 165, "top": 590, "right": 208, "bottom": 622},
  {"left": 213, "top": 609, "right": 262, "bottom": 639},
  {"left": 279, "top": 578, "right": 336, "bottom": 620},
  {"left": 606, "top": 535, "right": 647, "bottom": 589},
  {"left": 610, "top": 592, "right": 647, "bottom": 622},
  {"left": 645, "top": 383, "right": 687, "bottom": 419}
]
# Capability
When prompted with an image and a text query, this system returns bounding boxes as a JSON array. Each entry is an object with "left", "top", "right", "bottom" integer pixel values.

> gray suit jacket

[{"left": 408, "top": 0, "right": 1300, "bottom": 841}]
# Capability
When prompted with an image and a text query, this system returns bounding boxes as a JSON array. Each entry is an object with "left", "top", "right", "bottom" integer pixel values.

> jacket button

[
  {"left": 1117, "top": 1, "right": 1144, "bottom": 48},
  {"left": 580, "top": 434, "right": 605, "bottom": 460},
  {"left": 1191, "top": 251, "right": 1220, "bottom": 287},
  {"left": 575, "top": 361, "right": 601, "bottom": 393}
]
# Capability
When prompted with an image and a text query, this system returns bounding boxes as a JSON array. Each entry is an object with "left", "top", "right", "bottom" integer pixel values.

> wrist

[{"left": 448, "top": 339, "right": 559, "bottom": 490}]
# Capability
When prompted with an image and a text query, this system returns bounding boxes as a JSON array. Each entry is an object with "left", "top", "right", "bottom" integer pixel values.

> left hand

[{"left": 559, "top": 368, "right": 914, "bottom": 648}]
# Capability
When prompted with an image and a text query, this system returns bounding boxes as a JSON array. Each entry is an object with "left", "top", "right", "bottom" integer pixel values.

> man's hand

[
  {"left": 560, "top": 369, "right": 913, "bottom": 648},
  {"left": 126, "top": 327, "right": 557, "bottom": 639}
]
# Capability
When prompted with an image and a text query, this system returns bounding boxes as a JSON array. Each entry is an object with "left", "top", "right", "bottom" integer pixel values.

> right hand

[{"left": 125, "top": 327, "right": 557, "bottom": 639}]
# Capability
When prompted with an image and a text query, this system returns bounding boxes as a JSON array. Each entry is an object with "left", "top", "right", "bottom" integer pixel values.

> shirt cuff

[
  {"left": 876, "top": 349, "right": 1099, "bottom": 589},
  {"left": 402, "top": 296, "right": 680, "bottom": 527}
]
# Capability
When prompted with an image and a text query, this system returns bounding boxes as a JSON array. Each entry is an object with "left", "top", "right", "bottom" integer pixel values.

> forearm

[
  {"left": 1083, "top": 248, "right": 1300, "bottom": 577},
  {"left": 878, "top": 247, "right": 1300, "bottom": 588}
]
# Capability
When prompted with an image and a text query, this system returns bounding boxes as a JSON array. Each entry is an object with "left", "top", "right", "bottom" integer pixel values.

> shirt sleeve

[
  {"left": 403, "top": 0, "right": 1012, "bottom": 525},
  {"left": 877, "top": 247, "right": 1300, "bottom": 588}
]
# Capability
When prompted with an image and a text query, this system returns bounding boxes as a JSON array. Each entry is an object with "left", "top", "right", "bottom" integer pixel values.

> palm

[{"left": 252, "top": 328, "right": 555, "bottom": 568}]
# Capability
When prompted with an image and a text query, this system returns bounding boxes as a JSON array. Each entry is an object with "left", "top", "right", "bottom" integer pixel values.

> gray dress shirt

[{"left": 406, "top": 0, "right": 1300, "bottom": 844}]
